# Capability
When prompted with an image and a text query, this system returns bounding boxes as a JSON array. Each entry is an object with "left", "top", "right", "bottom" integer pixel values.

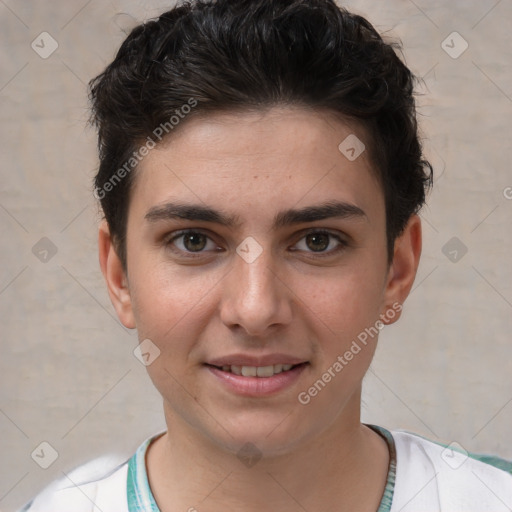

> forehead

[{"left": 130, "top": 107, "right": 384, "bottom": 229}]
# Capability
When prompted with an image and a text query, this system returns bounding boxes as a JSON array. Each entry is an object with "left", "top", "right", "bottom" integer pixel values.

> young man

[{"left": 20, "top": 0, "right": 512, "bottom": 511}]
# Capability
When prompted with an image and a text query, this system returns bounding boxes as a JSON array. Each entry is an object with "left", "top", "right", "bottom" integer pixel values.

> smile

[
  {"left": 209, "top": 363, "right": 301, "bottom": 377},
  {"left": 205, "top": 362, "right": 309, "bottom": 396}
]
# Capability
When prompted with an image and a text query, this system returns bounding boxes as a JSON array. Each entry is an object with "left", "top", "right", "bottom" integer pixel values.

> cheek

[
  {"left": 295, "top": 265, "right": 385, "bottom": 342},
  {"left": 128, "top": 256, "right": 219, "bottom": 350},
  {"left": 128, "top": 266, "right": 207, "bottom": 393},
  {"left": 295, "top": 273, "right": 383, "bottom": 415}
]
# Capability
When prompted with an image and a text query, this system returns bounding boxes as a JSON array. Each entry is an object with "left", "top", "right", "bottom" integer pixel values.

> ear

[
  {"left": 98, "top": 220, "right": 136, "bottom": 329},
  {"left": 380, "top": 214, "right": 422, "bottom": 325}
]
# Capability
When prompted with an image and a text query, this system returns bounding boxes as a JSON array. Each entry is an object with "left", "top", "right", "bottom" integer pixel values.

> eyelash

[{"left": 164, "top": 229, "right": 348, "bottom": 259}]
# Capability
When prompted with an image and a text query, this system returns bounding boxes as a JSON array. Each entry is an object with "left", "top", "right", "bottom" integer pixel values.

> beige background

[{"left": 1, "top": 0, "right": 512, "bottom": 510}]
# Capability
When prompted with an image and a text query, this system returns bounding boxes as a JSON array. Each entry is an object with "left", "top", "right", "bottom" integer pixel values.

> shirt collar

[{"left": 126, "top": 424, "right": 396, "bottom": 512}]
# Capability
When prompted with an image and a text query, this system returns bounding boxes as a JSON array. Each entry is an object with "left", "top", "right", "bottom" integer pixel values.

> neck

[{"left": 146, "top": 390, "right": 389, "bottom": 512}]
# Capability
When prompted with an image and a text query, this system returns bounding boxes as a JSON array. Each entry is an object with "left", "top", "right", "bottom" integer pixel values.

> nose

[{"left": 219, "top": 243, "right": 293, "bottom": 337}]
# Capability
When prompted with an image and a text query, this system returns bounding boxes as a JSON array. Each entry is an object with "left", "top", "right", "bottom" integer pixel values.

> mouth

[
  {"left": 204, "top": 361, "right": 309, "bottom": 397},
  {"left": 205, "top": 362, "right": 308, "bottom": 377}
]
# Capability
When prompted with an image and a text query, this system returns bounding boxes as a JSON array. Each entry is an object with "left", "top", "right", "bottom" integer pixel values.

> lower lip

[{"left": 205, "top": 363, "right": 308, "bottom": 397}]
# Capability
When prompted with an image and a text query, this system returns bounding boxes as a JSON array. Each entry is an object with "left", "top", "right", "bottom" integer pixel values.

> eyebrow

[{"left": 144, "top": 200, "right": 367, "bottom": 229}]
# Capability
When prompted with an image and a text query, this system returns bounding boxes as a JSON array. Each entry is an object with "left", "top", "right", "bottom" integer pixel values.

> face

[{"left": 100, "top": 106, "right": 421, "bottom": 456}]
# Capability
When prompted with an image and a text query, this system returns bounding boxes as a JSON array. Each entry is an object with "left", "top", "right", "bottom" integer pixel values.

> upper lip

[{"left": 206, "top": 354, "right": 309, "bottom": 367}]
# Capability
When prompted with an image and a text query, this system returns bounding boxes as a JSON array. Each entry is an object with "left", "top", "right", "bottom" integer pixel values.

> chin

[{"left": 208, "top": 410, "right": 311, "bottom": 458}]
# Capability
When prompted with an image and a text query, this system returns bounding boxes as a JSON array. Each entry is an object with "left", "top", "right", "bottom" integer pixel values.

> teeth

[
  {"left": 241, "top": 366, "right": 257, "bottom": 377},
  {"left": 256, "top": 365, "right": 274, "bottom": 377},
  {"left": 218, "top": 363, "right": 300, "bottom": 377}
]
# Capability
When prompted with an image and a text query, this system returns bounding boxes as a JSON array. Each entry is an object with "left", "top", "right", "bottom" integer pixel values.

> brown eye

[
  {"left": 305, "top": 232, "right": 330, "bottom": 252},
  {"left": 293, "top": 230, "right": 347, "bottom": 256},
  {"left": 181, "top": 232, "right": 207, "bottom": 252},
  {"left": 166, "top": 230, "right": 218, "bottom": 256}
]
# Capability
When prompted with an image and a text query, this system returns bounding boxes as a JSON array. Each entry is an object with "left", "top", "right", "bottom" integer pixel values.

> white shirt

[{"left": 19, "top": 424, "right": 512, "bottom": 512}]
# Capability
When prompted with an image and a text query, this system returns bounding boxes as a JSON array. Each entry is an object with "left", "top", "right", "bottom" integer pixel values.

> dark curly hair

[{"left": 88, "top": 0, "right": 433, "bottom": 269}]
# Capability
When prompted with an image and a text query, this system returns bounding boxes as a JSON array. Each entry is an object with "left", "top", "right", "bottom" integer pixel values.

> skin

[{"left": 99, "top": 106, "right": 422, "bottom": 512}]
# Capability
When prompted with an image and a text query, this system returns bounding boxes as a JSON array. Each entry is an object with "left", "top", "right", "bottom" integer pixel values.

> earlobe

[
  {"left": 98, "top": 220, "right": 136, "bottom": 329},
  {"left": 380, "top": 214, "right": 422, "bottom": 325}
]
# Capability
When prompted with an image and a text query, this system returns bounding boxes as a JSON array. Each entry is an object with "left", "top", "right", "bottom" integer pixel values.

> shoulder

[
  {"left": 18, "top": 454, "right": 130, "bottom": 512},
  {"left": 390, "top": 428, "right": 512, "bottom": 511}
]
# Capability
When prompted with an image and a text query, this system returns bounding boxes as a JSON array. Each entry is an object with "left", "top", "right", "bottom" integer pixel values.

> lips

[{"left": 206, "top": 361, "right": 309, "bottom": 396}]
